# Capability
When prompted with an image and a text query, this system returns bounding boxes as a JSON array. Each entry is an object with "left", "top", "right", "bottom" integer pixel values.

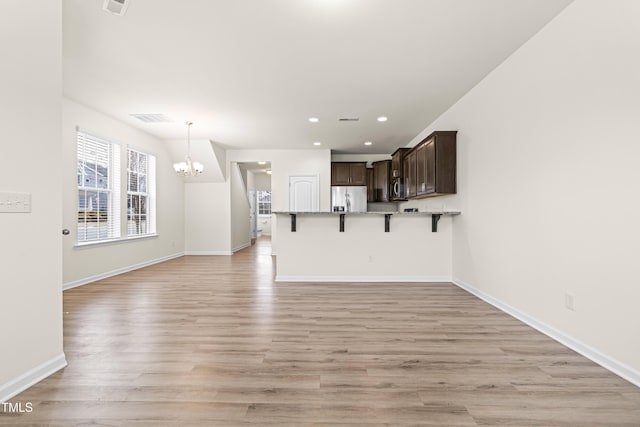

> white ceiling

[{"left": 63, "top": 0, "right": 572, "bottom": 154}]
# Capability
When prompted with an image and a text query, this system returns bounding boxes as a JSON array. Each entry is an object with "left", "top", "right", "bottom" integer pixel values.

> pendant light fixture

[{"left": 173, "top": 121, "right": 204, "bottom": 176}]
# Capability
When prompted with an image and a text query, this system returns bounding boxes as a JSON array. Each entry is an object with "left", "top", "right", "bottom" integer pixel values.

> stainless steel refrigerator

[{"left": 331, "top": 186, "right": 367, "bottom": 213}]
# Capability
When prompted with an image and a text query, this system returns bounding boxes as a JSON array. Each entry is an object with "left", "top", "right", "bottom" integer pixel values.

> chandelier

[{"left": 173, "top": 121, "right": 204, "bottom": 176}]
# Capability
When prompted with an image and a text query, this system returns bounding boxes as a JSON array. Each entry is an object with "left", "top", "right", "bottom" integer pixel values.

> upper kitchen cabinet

[
  {"left": 403, "top": 150, "right": 417, "bottom": 198},
  {"left": 414, "top": 131, "right": 457, "bottom": 197},
  {"left": 390, "top": 148, "right": 409, "bottom": 201},
  {"left": 366, "top": 168, "right": 375, "bottom": 202},
  {"left": 372, "top": 160, "right": 391, "bottom": 202},
  {"left": 416, "top": 142, "right": 428, "bottom": 195},
  {"left": 331, "top": 162, "right": 367, "bottom": 186}
]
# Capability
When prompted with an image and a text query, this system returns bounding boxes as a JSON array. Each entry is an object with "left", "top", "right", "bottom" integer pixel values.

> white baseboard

[
  {"left": 63, "top": 252, "right": 184, "bottom": 291},
  {"left": 0, "top": 353, "right": 67, "bottom": 402},
  {"left": 187, "top": 243, "right": 249, "bottom": 255},
  {"left": 452, "top": 277, "right": 640, "bottom": 388},
  {"left": 275, "top": 275, "right": 452, "bottom": 283},
  {"left": 184, "top": 250, "right": 233, "bottom": 256},
  {"left": 232, "top": 242, "right": 251, "bottom": 253}
]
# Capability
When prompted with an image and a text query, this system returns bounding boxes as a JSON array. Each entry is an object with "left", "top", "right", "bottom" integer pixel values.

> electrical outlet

[
  {"left": 0, "top": 192, "right": 31, "bottom": 213},
  {"left": 565, "top": 292, "right": 575, "bottom": 311}
]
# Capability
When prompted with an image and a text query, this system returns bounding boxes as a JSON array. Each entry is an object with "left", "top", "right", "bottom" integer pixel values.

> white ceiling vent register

[
  {"left": 129, "top": 114, "right": 173, "bottom": 123},
  {"left": 102, "top": 0, "right": 130, "bottom": 16}
]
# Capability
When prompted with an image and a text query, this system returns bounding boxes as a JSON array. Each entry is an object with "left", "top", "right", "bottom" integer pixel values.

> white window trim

[
  {"left": 257, "top": 190, "right": 272, "bottom": 215},
  {"left": 74, "top": 233, "right": 159, "bottom": 249}
]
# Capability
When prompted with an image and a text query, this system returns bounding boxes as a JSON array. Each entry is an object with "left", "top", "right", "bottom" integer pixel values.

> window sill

[{"left": 74, "top": 233, "right": 158, "bottom": 249}]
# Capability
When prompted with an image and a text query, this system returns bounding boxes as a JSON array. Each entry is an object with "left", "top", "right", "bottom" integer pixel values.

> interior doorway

[{"left": 237, "top": 161, "right": 272, "bottom": 246}]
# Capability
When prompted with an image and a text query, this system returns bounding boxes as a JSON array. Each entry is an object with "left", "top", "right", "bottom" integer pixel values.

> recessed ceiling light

[
  {"left": 308, "top": 117, "right": 319, "bottom": 123},
  {"left": 364, "top": 141, "right": 373, "bottom": 146},
  {"left": 313, "top": 141, "right": 322, "bottom": 146},
  {"left": 266, "top": 170, "right": 272, "bottom": 175},
  {"left": 257, "top": 161, "right": 266, "bottom": 165},
  {"left": 377, "top": 116, "right": 388, "bottom": 122}
]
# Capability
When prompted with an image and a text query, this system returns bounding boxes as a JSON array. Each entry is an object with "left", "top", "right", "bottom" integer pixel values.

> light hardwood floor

[{"left": 2, "top": 237, "right": 640, "bottom": 426}]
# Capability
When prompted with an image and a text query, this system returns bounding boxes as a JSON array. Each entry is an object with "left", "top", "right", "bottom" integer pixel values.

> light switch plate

[
  {"left": 0, "top": 192, "right": 31, "bottom": 213},
  {"left": 565, "top": 292, "right": 575, "bottom": 311}
]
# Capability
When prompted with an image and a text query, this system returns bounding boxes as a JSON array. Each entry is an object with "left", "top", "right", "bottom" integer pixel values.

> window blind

[
  {"left": 77, "top": 129, "right": 120, "bottom": 242},
  {"left": 127, "top": 148, "right": 156, "bottom": 236}
]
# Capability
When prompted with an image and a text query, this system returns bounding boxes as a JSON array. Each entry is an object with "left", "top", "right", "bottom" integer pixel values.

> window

[
  {"left": 77, "top": 130, "right": 120, "bottom": 242},
  {"left": 127, "top": 148, "right": 156, "bottom": 237},
  {"left": 257, "top": 190, "right": 271, "bottom": 215}
]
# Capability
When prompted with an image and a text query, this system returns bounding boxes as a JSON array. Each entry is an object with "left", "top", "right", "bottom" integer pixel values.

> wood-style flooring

[{"left": 2, "top": 237, "right": 640, "bottom": 426}]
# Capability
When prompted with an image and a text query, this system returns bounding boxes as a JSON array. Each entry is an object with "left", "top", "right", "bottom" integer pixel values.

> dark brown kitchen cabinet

[
  {"left": 390, "top": 148, "right": 409, "bottom": 201},
  {"left": 413, "top": 130, "right": 456, "bottom": 197},
  {"left": 331, "top": 163, "right": 350, "bottom": 185},
  {"left": 366, "top": 168, "right": 375, "bottom": 202},
  {"left": 424, "top": 139, "right": 436, "bottom": 194},
  {"left": 416, "top": 142, "right": 427, "bottom": 194},
  {"left": 350, "top": 163, "right": 367, "bottom": 185},
  {"left": 331, "top": 162, "right": 367, "bottom": 186},
  {"left": 403, "top": 150, "right": 417, "bottom": 198},
  {"left": 372, "top": 160, "right": 391, "bottom": 202}
]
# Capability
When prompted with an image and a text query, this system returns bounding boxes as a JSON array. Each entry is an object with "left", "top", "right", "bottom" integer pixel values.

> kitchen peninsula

[
  {"left": 274, "top": 210, "right": 460, "bottom": 282},
  {"left": 273, "top": 130, "right": 459, "bottom": 282}
]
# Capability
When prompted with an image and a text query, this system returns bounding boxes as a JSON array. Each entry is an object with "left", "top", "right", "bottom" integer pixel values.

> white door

[{"left": 289, "top": 175, "right": 319, "bottom": 212}]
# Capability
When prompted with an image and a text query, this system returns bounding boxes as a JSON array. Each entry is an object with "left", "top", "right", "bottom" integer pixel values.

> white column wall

[
  {"left": 406, "top": 0, "right": 640, "bottom": 382},
  {"left": 184, "top": 182, "right": 231, "bottom": 255},
  {"left": 0, "top": 1, "right": 65, "bottom": 400}
]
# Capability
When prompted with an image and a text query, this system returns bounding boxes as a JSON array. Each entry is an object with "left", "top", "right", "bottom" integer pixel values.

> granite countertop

[{"left": 273, "top": 210, "right": 461, "bottom": 215}]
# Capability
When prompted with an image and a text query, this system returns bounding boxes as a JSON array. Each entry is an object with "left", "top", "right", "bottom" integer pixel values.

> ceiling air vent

[
  {"left": 129, "top": 113, "right": 173, "bottom": 123},
  {"left": 103, "top": 0, "right": 130, "bottom": 16},
  {"left": 338, "top": 117, "right": 360, "bottom": 122}
]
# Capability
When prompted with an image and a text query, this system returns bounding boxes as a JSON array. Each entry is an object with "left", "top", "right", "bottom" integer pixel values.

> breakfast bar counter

[
  {"left": 274, "top": 210, "right": 460, "bottom": 233},
  {"left": 273, "top": 210, "right": 460, "bottom": 282}
]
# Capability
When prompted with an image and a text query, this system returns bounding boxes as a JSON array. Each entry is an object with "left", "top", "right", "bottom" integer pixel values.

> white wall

[
  {"left": 182, "top": 149, "right": 329, "bottom": 253},
  {"left": 62, "top": 99, "right": 185, "bottom": 287},
  {"left": 253, "top": 173, "right": 271, "bottom": 191},
  {"left": 239, "top": 167, "right": 249, "bottom": 190},
  {"left": 227, "top": 149, "right": 331, "bottom": 211},
  {"left": 406, "top": 0, "right": 640, "bottom": 381},
  {"left": 0, "top": 1, "right": 65, "bottom": 400},
  {"left": 230, "top": 163, "right": 250, "bottom": 251},
  {"left": 184, "top": 182, "right": 231, "bottom": 254},
  {"left": 246, "top": 170, "right": 256, "bottom": 191},
  {"left": 227, "top": 149, "right": 331, "bottom": 253},
  {"left": 275, "top": 213, "right": 452, "bottom": 281}
]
